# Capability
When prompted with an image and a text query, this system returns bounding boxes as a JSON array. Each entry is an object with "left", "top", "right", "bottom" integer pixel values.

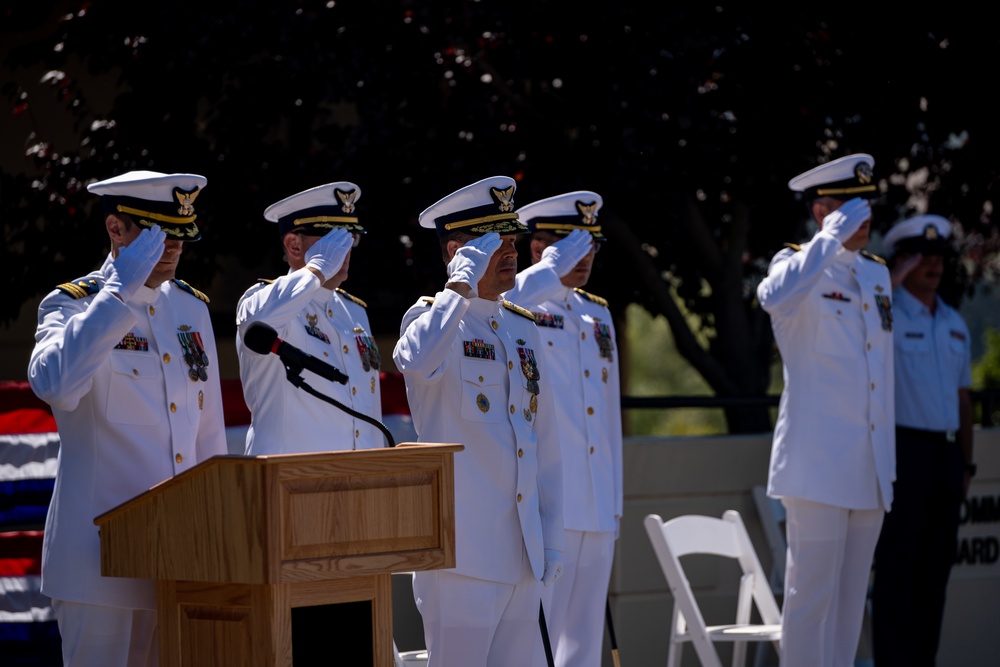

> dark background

[{"left": 4, "top": 1, "right": 999, "bottom": 431}]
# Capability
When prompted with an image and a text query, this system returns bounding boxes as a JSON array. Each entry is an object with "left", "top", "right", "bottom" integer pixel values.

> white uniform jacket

[
  {"left": 892, "top": 287, "right": 972, "bottom": 431},
  {"left": 392, "top": 289, "right": 564, "bottom": 584},
  {"left": 236, "top": 269, "right": 384, "bottom": 454},
  {"left": 757, "top": 231, "right": 895, "bottom": 511},
  {"left": 27, "top": 256, "right": 228, "bottom": 609},
  {"left": 504, "top": 266, "right": 623, "bottom": 533}
]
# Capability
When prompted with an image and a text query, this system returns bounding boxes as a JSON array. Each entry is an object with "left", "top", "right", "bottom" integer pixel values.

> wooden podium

[{"left": 93, "top": 443, "right": 461, "bottom": 667}]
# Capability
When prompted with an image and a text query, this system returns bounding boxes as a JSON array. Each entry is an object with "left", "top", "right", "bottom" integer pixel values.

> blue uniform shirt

[{"left": 892, "top": 287, "right": 972, "bottom": 432}]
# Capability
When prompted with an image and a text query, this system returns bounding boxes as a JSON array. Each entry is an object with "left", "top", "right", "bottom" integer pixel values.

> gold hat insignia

[
  {"left": 577, "top": 201, "right": 598, "bottom": 225},
  {"left": 174, "top": 187, "right": 201, "bottom": 216},
  {"left": 492, "top": 185, "right": 515, "bottom": 212},
  {"left": 855, "top": 162, "right": 873, "bottom": 185},
  {"left": 336, "top": 188, "right": 358, "bottom": 214}
]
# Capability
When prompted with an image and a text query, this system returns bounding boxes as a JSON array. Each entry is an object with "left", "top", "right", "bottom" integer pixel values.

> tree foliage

[{"left": 4, "top": 1, "right": 999, "bottom": 431}]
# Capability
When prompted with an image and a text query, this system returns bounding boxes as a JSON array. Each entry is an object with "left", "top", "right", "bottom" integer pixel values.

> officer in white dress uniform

[
  {"left": 236, "top": 182, "right": 385, "bottom": 454},
  {"left": 393, "top": 176, "right": 565, "bottom": 667},
  {"left": 27, "top": 171, "right": 228, "bottom": 667},
  {"left": 502, "top": 191, "right": 622, "bottom": 667},
  {"left": 871, "top": 214, "right": 974, "bottom": 667},
  {"left": 756, "top": 154, "right": 895, "bottom": 667}
]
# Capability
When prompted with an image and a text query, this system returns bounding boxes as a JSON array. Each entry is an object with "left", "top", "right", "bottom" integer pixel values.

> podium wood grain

[{"left": 94, "top": 443, "right": 461, "bottom": 666}]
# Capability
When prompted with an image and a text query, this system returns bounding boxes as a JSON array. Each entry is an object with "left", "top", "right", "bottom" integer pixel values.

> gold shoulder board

[
  {"left": 56, "top": 279, "right": 100, "bottom": 299},
  {"left": 336, "top": 288, "right": 368, "bottom": 308},
  {"left": 783, "top": 242, "right": 803, "bottom": 252},
  {"left": 861, "top": 250, "right": 887, "bottom": 265},
  {"left": 502, "top": 300, "right": 536, "bottom": 321},
  {"left": 256, "top": 278, "right": 276, "bottom": 285},
  {"left": 172, "top": 279, "right": 210, "bottom": 303},
  {"left": 572, "top": 288, "right": 609, "bottom": 308}
]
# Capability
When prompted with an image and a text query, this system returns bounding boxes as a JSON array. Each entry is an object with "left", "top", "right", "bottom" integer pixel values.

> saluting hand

[
  {"left": 446, "top": 232, "right": 502, "bottom": 298},
  {"left": 305, "top": 227, "right": 354, "bottom": 282},
  {"left": 890, "top": 253, "right": 923, "bottom": 288},
  {"left": 107, "top": 224, "right": 167, "bottom": 302},
  {"left": 540, "top": 228, "right": 594, "bottom": 277},
  {"left": 822, "top": 197, "right": 871, "bottom": 245}
]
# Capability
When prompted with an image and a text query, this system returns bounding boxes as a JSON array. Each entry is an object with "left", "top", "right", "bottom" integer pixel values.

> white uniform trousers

[
  {"left": 780, "top": 497, "right": 884, "bottom": 667},
  {"left": 414, "top": 548, "right": 542, "bottom": 667},
  {"left": 535, "top": 529, "right": 615, "bottom": 667},
  {"left": 52, "top": 598, "right": 157, "bottom": 667}
]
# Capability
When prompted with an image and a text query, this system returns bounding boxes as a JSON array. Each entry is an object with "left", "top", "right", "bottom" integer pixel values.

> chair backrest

[{"left": 644, "top": 510, "right": 782, "bottom": 627}]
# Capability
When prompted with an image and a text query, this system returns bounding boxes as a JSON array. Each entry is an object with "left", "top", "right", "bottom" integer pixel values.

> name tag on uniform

[{"left": 904, "top": 332, "right": 924, "bottom": 339}]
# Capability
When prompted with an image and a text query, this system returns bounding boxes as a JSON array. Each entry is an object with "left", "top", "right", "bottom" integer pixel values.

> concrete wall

[{"left": 607, "top": 430, "right": 1000, "bottom": 667}]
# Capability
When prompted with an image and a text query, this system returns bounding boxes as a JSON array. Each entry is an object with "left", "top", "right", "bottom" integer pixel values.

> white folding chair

[{"left": 644, "top": 510, "right": 782, "bottom": 667}]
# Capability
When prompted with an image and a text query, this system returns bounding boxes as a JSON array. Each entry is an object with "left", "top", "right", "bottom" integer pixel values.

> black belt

[{"left": 896, "top": 425, "right": 956, "bottom": 443}]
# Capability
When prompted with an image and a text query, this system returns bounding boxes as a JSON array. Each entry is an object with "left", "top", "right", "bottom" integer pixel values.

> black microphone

[{"left": 243, "top": 321, "right": 349, "bottom": 385}]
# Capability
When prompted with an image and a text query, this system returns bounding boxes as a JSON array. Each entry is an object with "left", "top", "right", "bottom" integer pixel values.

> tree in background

[{"left": 3, "top": 1, "right": 999, "bottom": 432}]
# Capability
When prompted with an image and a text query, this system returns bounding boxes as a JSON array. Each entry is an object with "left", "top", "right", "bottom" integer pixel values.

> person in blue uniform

[
  {"left": 871, "top": 214, "right": 974, "bottom": 667},
  {"left": 757, "top": 153, "right": 895, "bottom": 667},
  {"left": 503, "top": 191, "right": 622, "bottom": 667},
  {"left": 392, "top": 175, "right": 564, "bottom": 667},
  {"left": 236, "top": 182, "right": 385, "bottom": 454},
  {"left": 27, "top": 171, "right": 228, "bottom": 667}
]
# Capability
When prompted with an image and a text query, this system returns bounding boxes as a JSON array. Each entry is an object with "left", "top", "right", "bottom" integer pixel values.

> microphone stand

[{"left": 283, "top": 363, "right": 397, "bottom": 448}]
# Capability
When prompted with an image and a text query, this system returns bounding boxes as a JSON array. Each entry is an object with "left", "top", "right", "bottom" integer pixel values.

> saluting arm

[
  {"left": 28, "top": 289, "right": 137, "bottom": 412},
  {"left": 392, "top": 290, "right": 470, "bottom": 382}
]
